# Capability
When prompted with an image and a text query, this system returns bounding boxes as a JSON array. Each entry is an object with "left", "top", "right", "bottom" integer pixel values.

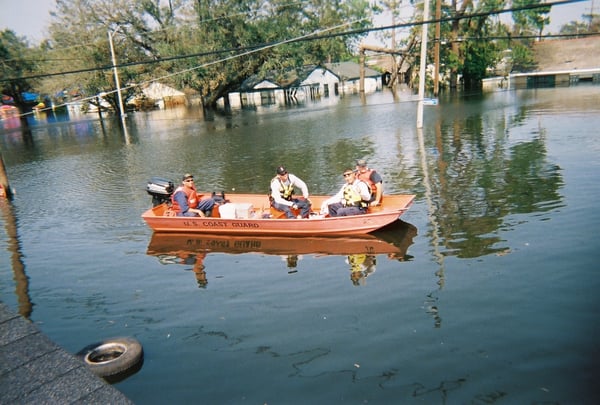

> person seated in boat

[
  {"left": 171, "top": 173, "right": 215, "bottom": 217},
  {"left": 270, "top": 166, "right": 312, "bottom": 219},
  {"left": 320, "top": 168, "right": 371, "bottom": 217},
  {"left": 356, "top": 159, "right": 383, "bottom": 206}
]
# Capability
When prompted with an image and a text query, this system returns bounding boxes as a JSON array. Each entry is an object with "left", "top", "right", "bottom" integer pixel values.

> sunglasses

[
  {"left": 343, "top": 173, "right": 354, "bottom": 177},
  {"left": 184, "top": 179, "right": 194, "bottom": 182}
]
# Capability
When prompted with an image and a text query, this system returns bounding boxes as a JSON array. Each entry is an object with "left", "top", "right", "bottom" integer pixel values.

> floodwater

[{"left": 1, "top": 85, "right": 599, "bottom": 404}]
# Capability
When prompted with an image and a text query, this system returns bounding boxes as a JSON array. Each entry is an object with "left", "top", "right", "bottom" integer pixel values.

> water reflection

[
  {"left": 146, "top": 220, "right": 417, "bottom": 287},
  {"left": 428, "top": 106, "right": 565, "bottom": 259},
  {"left": 347, "top": 254, "right": 377, "bottom": 286},
  {"left": 0, "top": 200, "right": 32, "bottom": 318}
]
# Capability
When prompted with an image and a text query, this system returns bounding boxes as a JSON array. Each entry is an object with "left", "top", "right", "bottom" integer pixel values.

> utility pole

[
  {"left": 108, "top": 31, "right": 127, "bottom": 121},
  {"left": 417, "top": 0, "right": 431, "bottom": 128},
  {"left": 433, "top": 0, "right": 442, "bottom": 96}
]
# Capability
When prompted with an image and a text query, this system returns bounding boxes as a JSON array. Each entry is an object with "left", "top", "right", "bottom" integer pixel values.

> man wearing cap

[
  {"left": 270, "top": 166, "right": 311, "bottom": 219},
  {"left": 171, "top": 173, "right": 215, "bottom": 217},
  {"left": 320, "top": 168, "right": 372, "bottom": 217},
  {"left": 356, "top": 159, "right": 383, "bottom": 206}
]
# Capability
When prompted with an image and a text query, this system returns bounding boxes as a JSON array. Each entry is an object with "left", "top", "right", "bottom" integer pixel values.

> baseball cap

[{"left": 276, "top": 166, "right": 287, "bottom": 175}]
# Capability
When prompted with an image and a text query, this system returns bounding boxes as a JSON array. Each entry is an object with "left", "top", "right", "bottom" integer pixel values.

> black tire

[{"left": 77, "top": 337, "right": 143, "bottom": 380}]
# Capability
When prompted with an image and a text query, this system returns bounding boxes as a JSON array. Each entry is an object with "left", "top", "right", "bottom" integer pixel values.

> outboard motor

[{"left": 146, "top": 177, "right": 174, "bottom": 207}]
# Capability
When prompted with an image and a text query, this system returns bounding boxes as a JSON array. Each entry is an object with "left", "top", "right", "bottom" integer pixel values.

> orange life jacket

[
  {"left": 356, "top": 169, "right": 376, "bottom": 198},
  {"left": 171, "top": 186, "right": 198, "bottom": 214}
]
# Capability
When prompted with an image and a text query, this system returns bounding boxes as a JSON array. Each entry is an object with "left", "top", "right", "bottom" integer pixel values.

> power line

[{"left": 0, "top": 0, "right": 590, "bottom": 84}]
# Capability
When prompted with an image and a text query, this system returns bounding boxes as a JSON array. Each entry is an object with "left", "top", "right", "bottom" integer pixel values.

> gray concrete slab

[{"left": 0, "top": 302, "right": 134, "bottom": 404}]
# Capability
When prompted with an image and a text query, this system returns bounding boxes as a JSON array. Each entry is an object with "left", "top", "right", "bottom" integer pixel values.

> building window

[{"left": 260, "top": 90, "right": 276, "bottom": 105}]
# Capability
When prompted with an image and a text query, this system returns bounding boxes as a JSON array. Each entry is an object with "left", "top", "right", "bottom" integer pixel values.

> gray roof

[
  {"left": 240, "top": 65, "right": 325, "bottom": 91},
  {"left": 324, "top": 61, "right": 381, "bottom": 80},
  {"left": 533, "top": 36, "right": 600, "bottom": 72}
]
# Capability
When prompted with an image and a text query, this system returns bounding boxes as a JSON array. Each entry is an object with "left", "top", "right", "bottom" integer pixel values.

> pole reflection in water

[
  {"left": 0, "top": 200, "right": 32, "bottom": 318},
  {"left": 146, "top": 220, "right": 417, "bottom": 288},
  {"left": 417, "top": 126, "right": 445, "bottom": 328}
]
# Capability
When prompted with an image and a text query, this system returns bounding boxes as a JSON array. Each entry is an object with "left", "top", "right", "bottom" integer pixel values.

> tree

[
  {"left": 44, "top": 0, "right": 174, "bottom": 114},
  {"left": 509, "top": 41, "right": 536, "bottom": 72},
  {"left": 559, "top": 21, "right": 590, "bottom": 37},
  {"left": 512, "top": 0, "right": 551, "bottom": 40},
  {"left": 0, "top": 30, "right": 42, "bottom": 120},
  {"left": 406, "top": 0, "right": 506, "bottom": 90},
  {"left": 169, "top": 0, "right": 373, "bottom": 106},
  {"left": 41, "top": 0, "right": 373, "bottom": 110}
]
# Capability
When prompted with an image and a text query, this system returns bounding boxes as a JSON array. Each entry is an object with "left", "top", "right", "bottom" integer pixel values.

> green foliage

[
  {"left": 2, "top": 0, "right": 593, "bottom": 103},
  {"left": 512, "top": 0, "right": 550, "bottom": 39},
  {"left": 462, "top": 41, "right": 498, "bottom": 85},
  {"left": 559, "top": 21, "right": 596, "bottom": 37},
  {"left": 0, "top": 30, "right": 41, "bottom": 105},
  {"left": 509, "top": 42, "right": 536, "bottom": 72},
  {"left": 37, "top": 0, "right": 372, "bottom": 108}
]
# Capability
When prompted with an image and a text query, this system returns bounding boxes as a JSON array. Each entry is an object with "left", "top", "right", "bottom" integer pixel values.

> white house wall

[
  {"left": 300, "top": 68, "right": 340, "bottom": 96},
  {"left": 220, "top": 88, "right": 288, "bottom": 109},
  {"left": 218, "top": 67, "right": 381, "bottom": 108},
  {"left": 340, "top": 77, "right": 381, "bottom": 94}
]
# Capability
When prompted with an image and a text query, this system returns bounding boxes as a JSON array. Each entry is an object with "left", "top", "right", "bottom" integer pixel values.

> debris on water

[{"left": 496, "top": 249, "right": 511, "bottom": 256}]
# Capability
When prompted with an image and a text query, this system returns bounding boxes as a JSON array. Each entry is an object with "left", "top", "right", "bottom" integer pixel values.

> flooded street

[{"left": 1, "top": 84, "right": 599, "bottom": 403}]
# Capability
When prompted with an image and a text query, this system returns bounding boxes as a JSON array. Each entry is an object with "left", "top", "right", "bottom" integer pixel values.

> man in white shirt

[
  {"left": 270, "top": 166, "right": 311, "bottom": 218},
  {"left": 320, "top": 168, "right": 371, "bottom": 217}
]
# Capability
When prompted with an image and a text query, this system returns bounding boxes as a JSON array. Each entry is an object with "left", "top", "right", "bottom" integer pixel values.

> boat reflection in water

[{"left": 146, "top": 220, "right": 417, "bottom": 287}]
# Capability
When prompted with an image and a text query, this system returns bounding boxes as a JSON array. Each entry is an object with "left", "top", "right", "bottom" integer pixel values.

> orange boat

[{"left": 142, "top": 193, "right": 415, "bottom": 236}]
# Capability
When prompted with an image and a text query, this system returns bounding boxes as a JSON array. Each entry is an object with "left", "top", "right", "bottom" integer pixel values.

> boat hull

[{"left": 141, "top": 193, "right": 415, "bottom": 236}]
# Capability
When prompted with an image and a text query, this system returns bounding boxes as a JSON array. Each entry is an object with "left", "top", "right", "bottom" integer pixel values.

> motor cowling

[{"left": 146, "top": 177, "right": 174, "bottom": 207}]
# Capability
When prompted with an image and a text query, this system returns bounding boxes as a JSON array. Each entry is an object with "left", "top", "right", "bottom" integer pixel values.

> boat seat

[
  {"left": 270, "top": 206, "right": 301, "bottom": 219},
  {"left": 151, "top": 203, "right": 176, "bottom": 217}
]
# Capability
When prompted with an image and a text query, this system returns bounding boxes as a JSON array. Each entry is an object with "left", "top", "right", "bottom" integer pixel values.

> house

[
  {"left": 324, "top": 61, "right": 383, "bottom": 94},
  {"left": 130, "top": 82, "right": 188, "bottom": 110},
  {"left": 364, "top": 54, "right": 413, "bottom": 86},
  {"left": 224, "top": 65, "right": 340, "bottom": 109},
  {"left": 221, "top": 61, "right": 383, "bottom": 109},
  {"left": 484, "top": 37, "right": 600, "bottom": 90}
]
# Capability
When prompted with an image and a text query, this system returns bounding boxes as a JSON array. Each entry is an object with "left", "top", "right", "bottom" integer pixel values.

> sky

[{"left": 0, "top": 0, "right": 593, "bottom": 46}]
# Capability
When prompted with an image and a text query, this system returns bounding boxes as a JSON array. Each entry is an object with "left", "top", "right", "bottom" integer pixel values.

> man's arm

[
  {"left": 370, "top": 172, "right": 383, "bottom": 205},
  {"left": 357, "top": 182, "right": 372, "bottom": 201},
  {"left": 174, "top": 190, "right": 206, "bottom": 217},
  {"left": 173, "top": 191, "right": 190, "bottom": 213},
  {"left": 290, "top": 174, "right": 309, "bottom": 198},
  {"left": 372, "top": 183, "right": 383, "bottom": 205}
]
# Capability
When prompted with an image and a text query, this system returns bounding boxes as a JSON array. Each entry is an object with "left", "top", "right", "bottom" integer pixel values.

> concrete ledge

[{"left": 0, "top": 302, "right": 133, "bottom": 404}]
